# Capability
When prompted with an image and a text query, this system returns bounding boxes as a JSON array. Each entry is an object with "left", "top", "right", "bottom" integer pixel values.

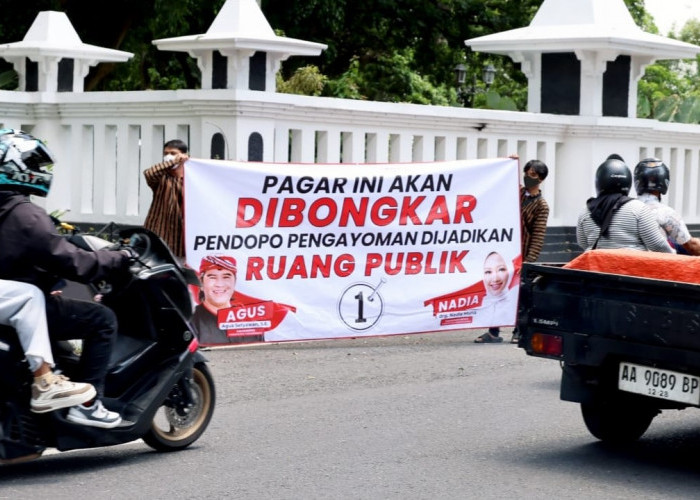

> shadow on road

[
  {"left": 0, "top": 443, "right": 201, "bottom": 479},
  {"left": 501, "top": 425, "right": 700, "bottom": 494}
]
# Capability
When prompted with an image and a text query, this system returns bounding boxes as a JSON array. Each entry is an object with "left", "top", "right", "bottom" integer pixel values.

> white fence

[{"left": 3, "top": 88, "right": 700, "bottom": 228}]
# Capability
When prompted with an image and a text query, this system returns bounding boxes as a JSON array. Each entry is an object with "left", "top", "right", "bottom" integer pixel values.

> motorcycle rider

[
  {"left": 0, "top": 279, "right": 96, "bottom": 413},
  {"left": 633, "top": 157, "right": 700, "bottom": 255},
  {"left": 0, "top": 130, "right": 133, "bottom": 428},
  {"left": 577, "top": 158, "right": 673, "bottom": 253}
]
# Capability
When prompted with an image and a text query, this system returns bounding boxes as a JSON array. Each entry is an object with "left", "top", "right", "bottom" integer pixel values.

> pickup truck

[{"left": 517, "top": 248, "right": 700, "bottom": 443}]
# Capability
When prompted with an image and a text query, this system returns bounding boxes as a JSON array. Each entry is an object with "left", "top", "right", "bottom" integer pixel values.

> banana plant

[
  {"left": 484, "top": 90, "right": 518, "bottom": 111},
  {"left": 653, "top": 95, "right": 700, "bottom": 123}
]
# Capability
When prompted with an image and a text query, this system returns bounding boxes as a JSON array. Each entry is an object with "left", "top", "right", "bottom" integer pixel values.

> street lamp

[
  {"left": 483, "top": 64, "right": 496, "bottom": 87},
  {"left": 455, "top": 63, "right": 497, "bottom": 107}
]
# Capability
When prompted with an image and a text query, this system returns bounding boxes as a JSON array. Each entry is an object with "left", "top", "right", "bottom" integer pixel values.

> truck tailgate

[{"left": 519, "top": 263, "right": 700, "bottom": 354}]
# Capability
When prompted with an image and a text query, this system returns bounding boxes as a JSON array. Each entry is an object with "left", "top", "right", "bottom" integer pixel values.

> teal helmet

[{"left": 0, "top": 129, "right": 55, "bottom": 197}]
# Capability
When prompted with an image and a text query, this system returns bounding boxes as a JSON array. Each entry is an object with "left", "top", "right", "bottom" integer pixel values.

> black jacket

[{"left": 0, "top": 191, "right": 129, "bottom": 293}]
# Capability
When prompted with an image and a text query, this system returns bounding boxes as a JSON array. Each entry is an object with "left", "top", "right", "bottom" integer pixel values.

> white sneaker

[
  {"left": 66, "top": 400, "right": 122, "bottom": 429},
  {"left": 30, "top": 373, "right": 96, "bottom": 414}
]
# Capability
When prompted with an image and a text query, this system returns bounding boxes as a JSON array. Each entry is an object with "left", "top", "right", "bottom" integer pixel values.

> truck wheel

[{"left": 580, "top": 401, "right": 657, "bottom": 443}]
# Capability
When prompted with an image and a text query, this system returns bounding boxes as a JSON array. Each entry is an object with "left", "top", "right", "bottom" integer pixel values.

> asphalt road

[{"left": 3, "top": 329, "right": 700, "bottom": 499}]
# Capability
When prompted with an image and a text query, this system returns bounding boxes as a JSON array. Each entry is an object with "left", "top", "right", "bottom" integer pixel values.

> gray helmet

[
  {"left": 595, "top": 158, "right": 631, "bottom": 196},
  {"left": 0, "top": 129, "right": 55, "bottom": 197},
  {"left": 634, "top": 157, "right": 670, "bottom": 196}
]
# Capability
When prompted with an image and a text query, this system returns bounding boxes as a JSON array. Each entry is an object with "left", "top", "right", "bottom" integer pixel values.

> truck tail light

[{"left": 531, "top": 332, "right": 563, "bottom": 357}]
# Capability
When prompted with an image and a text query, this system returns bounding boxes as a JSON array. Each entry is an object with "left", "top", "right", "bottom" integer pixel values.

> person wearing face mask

[
  {"left": 143, "top": 139, "right": 190, "bottom": 258},
  {"left": 476, "top": 159, "right": 550, "bottom": 344},
  {"left": 519, "top": 159, "right": 550, "bottom": 263}
]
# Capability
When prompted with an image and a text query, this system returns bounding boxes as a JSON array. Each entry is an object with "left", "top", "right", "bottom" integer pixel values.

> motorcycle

[{"left": 0, "top": 227, "right": 215, "bottom": 464}]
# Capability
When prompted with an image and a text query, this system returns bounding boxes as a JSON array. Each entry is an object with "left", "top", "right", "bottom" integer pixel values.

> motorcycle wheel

[{"left": 142, "top": 362, "right": 215, "bottom": 451}]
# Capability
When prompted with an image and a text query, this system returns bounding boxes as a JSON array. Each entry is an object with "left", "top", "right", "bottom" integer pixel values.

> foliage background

[{"left": 0, "top": 1, "right": 699, "bottom": 120}]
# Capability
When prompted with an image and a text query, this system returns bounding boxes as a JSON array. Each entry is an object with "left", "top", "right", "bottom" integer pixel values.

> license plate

[{"left": 619, "top": 362, "right": 700, "bottom": 405}]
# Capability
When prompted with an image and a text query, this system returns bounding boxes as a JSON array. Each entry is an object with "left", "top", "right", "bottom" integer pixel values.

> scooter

[{"left": 0, "top": 227, "right": 215, "bottom": 464}]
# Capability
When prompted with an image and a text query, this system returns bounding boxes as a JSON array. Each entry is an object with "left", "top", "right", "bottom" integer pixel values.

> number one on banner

[
  {"left": 354, "top": 290, "right": 367, "bottom": 324},
  {"left": 355, "top": 278, "right": 387, "bottom": 323}
]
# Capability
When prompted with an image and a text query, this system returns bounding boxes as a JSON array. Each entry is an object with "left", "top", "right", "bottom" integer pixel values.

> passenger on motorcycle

[
  {"left": 0, "top": 279, "right": 95, "bottom": 413},
  {"left": 0, "top": 130, "right": 133, "bottom": 428},
  {"left": 634, "top": 157, "right": 700, "bottom": 255}
]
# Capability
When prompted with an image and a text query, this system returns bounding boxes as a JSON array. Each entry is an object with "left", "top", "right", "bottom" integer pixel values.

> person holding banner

[
  {"left": 475, "top": 159, "right": 550, "bottom": 344},
  {"left": 143, "top": 139, "right": 189, "bottom": 259}
]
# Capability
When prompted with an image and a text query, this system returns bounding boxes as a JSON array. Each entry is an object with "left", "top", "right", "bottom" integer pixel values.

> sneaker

[
  {"left": 66, "top": 400, "right": 122, "bottom": 429},
  {"left": 30, "top": 373, "right": 96, "bottom": 414},
  {"left": 510, "top": 331, "right": 521, "bottom": 344}
]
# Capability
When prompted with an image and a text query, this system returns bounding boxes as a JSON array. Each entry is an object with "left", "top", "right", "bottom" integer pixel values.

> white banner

[{"left": 184, "top": 158, "right": 521, "bottom": 345}]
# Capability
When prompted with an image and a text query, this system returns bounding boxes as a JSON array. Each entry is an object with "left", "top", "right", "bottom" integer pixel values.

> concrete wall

[{"left": 4, "top": 88, "right": 700, "bottom": 231}]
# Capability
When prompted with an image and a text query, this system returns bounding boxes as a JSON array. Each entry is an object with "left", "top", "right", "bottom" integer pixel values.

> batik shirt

[
  {"left": 520, "top": 187, "right": 549, "bottom": 262},
  {"left": 637, "top": 192, "right": 691, "bottom": 245},
  {"left": 143, "top": 159, "right": 184, "bottom": 258}
]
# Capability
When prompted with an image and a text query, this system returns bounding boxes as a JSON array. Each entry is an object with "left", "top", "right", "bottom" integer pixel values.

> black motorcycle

[{"left": 0, "top": 228, "right": 215, "bottom": 464}]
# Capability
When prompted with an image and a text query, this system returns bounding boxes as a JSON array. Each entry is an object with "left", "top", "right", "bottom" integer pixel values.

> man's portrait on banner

[{"left": 190, "top": 255, "right": 296, "bottom": 345}]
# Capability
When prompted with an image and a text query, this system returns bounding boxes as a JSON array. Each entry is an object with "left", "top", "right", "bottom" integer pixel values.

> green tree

[
  {"left": 262, "top": 0, "right": 540, "bottom": 108},
  {"left": 637, "top": 16, "right": 700, "bottom": 122},
  {"left": 0, "top": 0, "right": 226, "bottom": 90},
  {"left": 277, "top": 65, "right": 326, "bottom": 96},
  {"left": 625, "top": 0, "right": 657, "bottom": 32},
  {"left": 0, "top": 0, "right": 668, "bottom": 116}
]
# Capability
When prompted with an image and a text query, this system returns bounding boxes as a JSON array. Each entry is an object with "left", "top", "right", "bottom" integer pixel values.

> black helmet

[
  {"left": 634, "top": 157, "right": 669, "bottom": 196},
  {"left": 0, "top": 129, "right": 55, "bottom": 197},
  {"left": 595, "top": 158, "right": 631, "bottom": 196}
]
